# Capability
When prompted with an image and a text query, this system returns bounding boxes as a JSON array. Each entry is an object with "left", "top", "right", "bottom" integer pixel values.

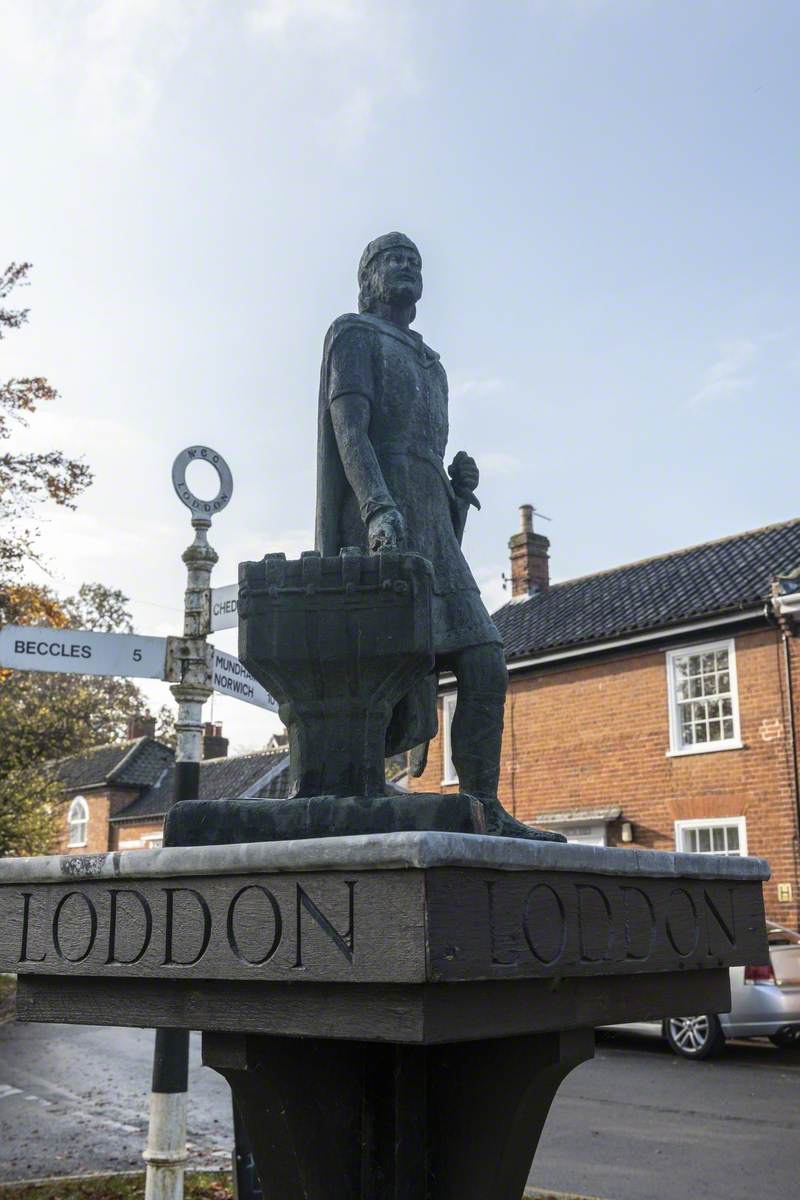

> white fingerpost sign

[
  {"left": 0, "top": 625, "right": 167, "bottom": 680},
  {"left": 211, "top": 647, "right": 278, "bottom": 711},
  {"left": 209, "top": 583, "right": 239, "bottom": 632}
]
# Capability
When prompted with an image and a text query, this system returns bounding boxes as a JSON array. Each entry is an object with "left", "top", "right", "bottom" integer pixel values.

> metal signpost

[
  {"left": 143, "top": 447, "right": 234, "bottom": 1200},
  {"left": 0, "top": 444, "right": 275, "bottom": 1199}
]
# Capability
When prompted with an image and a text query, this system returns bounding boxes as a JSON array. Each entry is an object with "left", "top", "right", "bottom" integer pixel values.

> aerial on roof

[
  {"left": 48, "top": 737, "right": 173, "bottom": 791},
  {"left": 493, "top": 518, "right": 800, "bottom": 661}
]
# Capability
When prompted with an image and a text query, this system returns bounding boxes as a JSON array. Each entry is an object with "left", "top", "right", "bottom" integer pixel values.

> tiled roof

[
  {"left": 49, "top": 738, "right": 173, "bottom": 791},
  {"left": 493, "top": 518, "right": 800, "bottom": 661},
  {"left": 111, "top": 751, "right": 290, "bottom": 822}
]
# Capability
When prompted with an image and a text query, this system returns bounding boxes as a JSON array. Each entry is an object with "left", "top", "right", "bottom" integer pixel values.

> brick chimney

[
  {"left": 203, "top": 722, "right": 229, "bottom": 759},
  {"left": 127, "top": 714, "right": 156, "bottom": 740},
  {"left": 508, "top": 504, "right": 550, "bottom": 598}
]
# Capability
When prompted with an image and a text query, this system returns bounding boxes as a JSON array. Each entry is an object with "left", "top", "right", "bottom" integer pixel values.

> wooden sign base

[{"left": 205, "top": 1028, "right": 593, "bottom": 1200}]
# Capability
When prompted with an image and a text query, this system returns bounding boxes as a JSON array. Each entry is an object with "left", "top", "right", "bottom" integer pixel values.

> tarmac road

[
  {"left": 0, "top": 1020, "right": 798, "bottom": 1198},
  {"left": 0, "top": 1021, "right": 231, "bottom": 1181},
  {"left": 530, "top": 1029, "right": 800, "bottom": 1200}
]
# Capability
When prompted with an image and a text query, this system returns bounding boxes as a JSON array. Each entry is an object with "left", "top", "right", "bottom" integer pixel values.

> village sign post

[{"left": 0, "top": 446, "right": 275, "bottom": 1200}]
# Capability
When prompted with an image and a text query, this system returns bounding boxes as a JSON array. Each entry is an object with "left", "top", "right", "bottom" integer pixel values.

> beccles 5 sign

[{"left": 0, "top": 625, "right": 167, "bottom": 680}]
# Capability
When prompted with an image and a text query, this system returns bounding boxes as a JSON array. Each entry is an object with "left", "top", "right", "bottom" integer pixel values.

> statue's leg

[
  {"left": 449, "top": 642, "right": 507, "bottom": 798},
  {"left": 450, "top": 643, "right": 564, "bottom": 840}
]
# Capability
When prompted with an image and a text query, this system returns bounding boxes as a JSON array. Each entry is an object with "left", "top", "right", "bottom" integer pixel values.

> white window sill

[
  {"left": 441, "top": 777, "right": 459, "bottom": 787},
  {"left": 666, "top": 740, "right": 744, "bottom": 759},
  {"left": 67, "top": 841, "right": 88, "bottom": 848}
]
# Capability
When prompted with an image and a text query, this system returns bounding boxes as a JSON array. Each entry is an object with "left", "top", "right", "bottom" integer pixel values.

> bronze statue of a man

[{"left": 315, "top": 232, "right": 510, "bottom": 804}]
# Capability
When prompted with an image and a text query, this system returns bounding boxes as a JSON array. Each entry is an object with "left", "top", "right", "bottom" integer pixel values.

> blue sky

[{"left": 3, "top": 0, "right": 799, "bottom": 750}]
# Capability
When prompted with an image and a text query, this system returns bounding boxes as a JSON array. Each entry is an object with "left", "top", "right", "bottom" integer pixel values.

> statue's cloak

[
  {"left": 314, "top": 311, "right": 501, "bottom": 761},
  {"left": 314, "top": 313, "right": 439, "bottom": 757}
]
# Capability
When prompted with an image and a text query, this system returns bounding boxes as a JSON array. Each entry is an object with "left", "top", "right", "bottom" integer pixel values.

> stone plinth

[{"left": 0, "top": 834, "right": 769, "bottom": 1199}]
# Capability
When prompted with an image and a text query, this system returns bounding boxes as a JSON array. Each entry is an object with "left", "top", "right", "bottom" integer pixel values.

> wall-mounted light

[{"left": 621, "top": 821, "right": 634, "bottom": 843}]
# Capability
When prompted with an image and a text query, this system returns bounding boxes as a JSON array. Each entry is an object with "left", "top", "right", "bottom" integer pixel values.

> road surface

[{"left": 1, "top": 1020, "right": 798, "bottom": 1198}]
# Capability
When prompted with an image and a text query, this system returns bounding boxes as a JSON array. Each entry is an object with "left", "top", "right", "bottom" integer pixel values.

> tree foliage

[
  {"left": 0, "top": 266, "right": 172, "bottom": 854},
  {"left": 0, "top": 262, "right": 92, "bottom": 574},
  {"left": 0, "top": 582, "right": 175, "bottom": 857}
]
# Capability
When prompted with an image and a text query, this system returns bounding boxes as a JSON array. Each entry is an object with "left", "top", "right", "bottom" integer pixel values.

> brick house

[
  {"left": 50, "top": 718, "right": 289, "bottom": 854},
  {"left": 411, "top": 508, "right": 800, "bottom": 927}
]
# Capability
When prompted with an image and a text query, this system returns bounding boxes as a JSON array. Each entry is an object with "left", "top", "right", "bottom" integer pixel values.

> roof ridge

[
  {"left": 46, "top": 737, "right": 139, "bottom": 770},
  {"left": 106, "top": 736, "right": 152, "bottom": 783},
  {"left": 547, "top": 516, "right": 800, "bottom": 592},
  {"left": 201, "top": 748, "right": 283, "bottom": 766}
]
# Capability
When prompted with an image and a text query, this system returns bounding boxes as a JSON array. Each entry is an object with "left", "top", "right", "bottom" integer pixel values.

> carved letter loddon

[
  {"left": 0, "top": 861, "right": 765, "bottom": 989},
  {"left": 1, "top": 874, "right": 380, "bottom": 984}
]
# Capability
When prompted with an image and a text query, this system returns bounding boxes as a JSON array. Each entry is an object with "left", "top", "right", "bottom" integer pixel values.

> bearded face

[{"left": 368, "top": 246, "right": 423, "bottom": 310}]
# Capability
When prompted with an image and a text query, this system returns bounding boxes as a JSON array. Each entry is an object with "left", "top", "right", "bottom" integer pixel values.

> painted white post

[
  {"left": 143, "top": 1087, "right": 189, "bottom": 1200},
  {"left": 144, "top": 448, "right": 232, "bottom": 1200}
]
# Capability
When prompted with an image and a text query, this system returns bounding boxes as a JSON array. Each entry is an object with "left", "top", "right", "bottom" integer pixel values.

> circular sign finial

[{"left": 172, "top": 446, "right": 233, "bottom": 517}]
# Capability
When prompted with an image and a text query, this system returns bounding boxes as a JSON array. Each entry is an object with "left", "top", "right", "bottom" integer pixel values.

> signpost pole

[{"left": 144, "top": 448, "right": 232, "bottom": 1200}]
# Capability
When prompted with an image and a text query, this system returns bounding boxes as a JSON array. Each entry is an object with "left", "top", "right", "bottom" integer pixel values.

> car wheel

[
  {"left": 769, "top": 1028, "right": 800, "bottom": 1050},
  {"left": 664, "top": 1014, "right": 725, "bottom": 1059}
]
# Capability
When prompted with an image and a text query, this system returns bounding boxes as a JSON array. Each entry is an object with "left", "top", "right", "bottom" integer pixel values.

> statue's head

[{"left": 358, "top": 232, "right": 422, "bottom": 321}]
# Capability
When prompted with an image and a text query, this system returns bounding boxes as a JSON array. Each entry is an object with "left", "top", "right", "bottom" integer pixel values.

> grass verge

[
  {"left": 525, "top": 1190, "right": 607, "bottom": 1199},
  {"left": 0, "top": 1172, "right": 232, "bottom": 1199},
  {"left": 0, "top": 1179, "right": 603, "bottom": 1200}
]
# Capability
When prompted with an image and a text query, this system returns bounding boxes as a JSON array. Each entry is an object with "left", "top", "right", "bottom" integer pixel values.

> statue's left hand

[{"left": 448, "top": 451, "right": 479, "bottom": 498}]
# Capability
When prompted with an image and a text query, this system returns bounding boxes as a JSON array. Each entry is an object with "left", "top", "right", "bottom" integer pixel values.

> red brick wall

[
  {"left": 55, "top": 790, "right": 111, "bottom": 855},
  {"left": 54, "top": 789, "right": 150, "bottom": 855},
  {"left": 413, "top": 626, "right": 800, "bottom": 926}
]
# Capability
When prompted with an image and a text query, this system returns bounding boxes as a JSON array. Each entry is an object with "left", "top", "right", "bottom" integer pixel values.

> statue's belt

[{"left": 380, "top": 445, "right": 457, "bottom": 502}]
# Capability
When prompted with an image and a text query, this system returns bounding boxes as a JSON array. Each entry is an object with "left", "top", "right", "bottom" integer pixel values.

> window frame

[
  {"left": 441, "top": 691, "right": 458, "bottom": 785},
  {"left": 67, "top": 795, "right": 89, "bottom": 848},
  {"left": 665, "top": 637, "right": 743, "bottom": 757},
  {"left": 674, "top": 816, "right": 748, "bottom": 857}
]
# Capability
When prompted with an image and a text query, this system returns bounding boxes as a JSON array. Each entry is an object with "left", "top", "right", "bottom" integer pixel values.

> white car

[{"left": 606, "top": 923, "right": 800, "bottom": 1059}]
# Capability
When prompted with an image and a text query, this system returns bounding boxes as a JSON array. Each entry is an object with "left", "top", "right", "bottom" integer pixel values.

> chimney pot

[
  {"left": 127, "top": 714, "right": 156, "bottom": 740},
  {"left": 508, "top": 503, "right": 550, "bottom": 598},
  {"left": 203, "top": 722, "right": 229, "bottom": 759}
]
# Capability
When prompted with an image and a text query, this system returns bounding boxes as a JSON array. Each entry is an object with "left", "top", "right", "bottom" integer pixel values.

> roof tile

[
  {"left": 493, "top": 518, "right": 800, "bottom": 660},
  {"left": 111, "top": 751, "right": 290, "bottom": 821}
]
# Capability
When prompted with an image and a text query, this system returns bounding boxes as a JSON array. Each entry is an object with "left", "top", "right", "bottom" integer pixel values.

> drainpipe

[
  {"left": 780, "top": 631, "right": 800, "bottom": 933},
  {"left": 781, "top": 630, "right": 800, "bottom": 837},
  {"left": 769, "top": 590, "right": 800, "bottom": 902}
]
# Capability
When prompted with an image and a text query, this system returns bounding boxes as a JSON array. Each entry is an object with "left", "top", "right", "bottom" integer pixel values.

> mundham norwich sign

[{"left": 211, "top": 647, "right": 278, "bottom": 712}]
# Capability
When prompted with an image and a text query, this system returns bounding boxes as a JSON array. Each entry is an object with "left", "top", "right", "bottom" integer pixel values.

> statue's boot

[{"left": 477, "top": 795, "right": 566, "bottom": 842}]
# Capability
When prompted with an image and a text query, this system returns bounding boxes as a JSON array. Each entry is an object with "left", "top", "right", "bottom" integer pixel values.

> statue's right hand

[{"left": 368, "top": 507, "right": 406, "bottom": 553}]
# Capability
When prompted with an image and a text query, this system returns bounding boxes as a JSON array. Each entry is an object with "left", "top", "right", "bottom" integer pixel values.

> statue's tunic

[{"left": 315, "top": 312, "right": 501, "bottom": 657}]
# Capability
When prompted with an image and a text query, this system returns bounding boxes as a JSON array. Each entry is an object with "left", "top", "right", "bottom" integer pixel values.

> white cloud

[
  {"left": 0, "top": 0, "right": 210, "bottom": 145},
  {"left": 246, "top": 0, "right": 363, "bottom": 41},
  {"left": 450, "top": 375, "right": 507, "bottom": 401},
  {"left": 245, "top": 0, "right": 418, "bottom": 151},
  {"left": 479, "top": 451, "right": 521, "bottom": 479},
  {"left": 0, "top": 1, "right": 418, "bottom": 152},
  {"left": 689, "top": 339, "right": 759, "bottom": 406}
]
